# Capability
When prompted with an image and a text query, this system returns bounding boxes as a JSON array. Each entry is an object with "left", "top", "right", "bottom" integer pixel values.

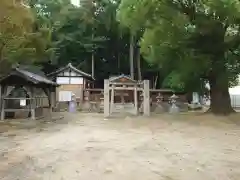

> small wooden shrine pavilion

[
  {"left": 104, "top": 74, "right": 150, "bottom": 117},
  {"left": 0, "top": 67, "right": 58, "bottom": 120},
  {"left": 47, "top": 63, "right": 94, "bottom": 103}
]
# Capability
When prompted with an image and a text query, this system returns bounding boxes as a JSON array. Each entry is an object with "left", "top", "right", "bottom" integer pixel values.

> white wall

[
  {"left": 229, "top": 86, "right": 240, "bottom": 107},
  {"left": 57, "top": 77, "right": 69, "bottom": 84},
  {"left": 56, "top": 77, "right": 83, "bottom": 85},
  {"left": 70, "top": 77, "right": 83, "bottom": 84}
]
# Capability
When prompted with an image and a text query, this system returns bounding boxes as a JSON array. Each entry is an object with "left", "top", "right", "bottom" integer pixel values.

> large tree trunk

[
  {"left": 137, "top": 47, "right": 142, "bottom": 81},
  {"left": 129, "top": 34, "right": 134, "bottom": 79},
  {"left": 91, "top": 52, "right": 94, "bottom": 78},
  {"left": 208, "top": 73, "right": 235, "bottom": 115}
]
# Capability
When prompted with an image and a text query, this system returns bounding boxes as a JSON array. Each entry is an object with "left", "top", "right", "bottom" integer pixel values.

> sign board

[
  {"left": 20, "top": 99, "right": 26, "bottom": 106},
  {"left": 59, "top": 91, "right": 72, "bottom": 102}
]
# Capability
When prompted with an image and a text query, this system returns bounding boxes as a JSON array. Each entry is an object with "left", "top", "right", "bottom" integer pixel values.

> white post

[
  {"left": 110, "top": 85, "right": 115, "bottom": 114},
  {"left": 192, "top": 92, "right": 200, "bottom": 104},
  {"left": 134, "top": 84, "right": 138, "bottom": 115},
  {"left": 143, "top": 80, "right": 150, "bottom": 116},
  {"left": 104, "top": 79, "right": 110, "bottom": 118}
]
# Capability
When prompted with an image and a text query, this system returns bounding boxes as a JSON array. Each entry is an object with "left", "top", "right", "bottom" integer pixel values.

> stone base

[
  {"left": 176, "top": 102, "right": 189, "bottom": 112},
  {"left": 111, "top": 103, "right": 137, "bottom": 115},
  {"left": 154, "top": 105, "right": 165, "bottom": 114},
  {"left": 169, "top": 104, "right": 180, "bottom": 114},
  {"left": 188, "top": 103, "right": 203, "bottom": 110},
  {"left": 80, "top": 101, "right": 92, "bottom": 112}
]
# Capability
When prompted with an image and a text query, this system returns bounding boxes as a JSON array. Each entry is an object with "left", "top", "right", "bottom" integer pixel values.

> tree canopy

[
  {"left": 0, "top": 0, "right": 33, "bottom": 72},
  {"left": 117, "top": 0, "right": 240, "bottom": 114},
  {"left": 0, "top": 0, "right": 59, "bottom": 74},
  {"left": 2, "top": 0, "right": 240, "bottom": 114}
]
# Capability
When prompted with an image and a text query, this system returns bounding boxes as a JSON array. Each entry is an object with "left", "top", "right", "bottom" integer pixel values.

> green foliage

[
  {"left": 28, "top": 0, "right": 139, "bottom": 80},
  {"left": 0, "top": 0, "right": 62, "bottom": 74},
  {"left": 117, "top": 0, "right": 240, "bottom": 92},
  {"left": 0, "top": 0, "right": 33, "bottom": 65},
  {"left": 162, "top": 71, "right": 185, "bottom": 92}
]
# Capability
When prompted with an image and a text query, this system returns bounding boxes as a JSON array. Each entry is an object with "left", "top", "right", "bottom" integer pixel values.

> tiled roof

[
  {"left": 109, "top": 74, "right": 136, "bottom": 83},
  {"left": 47, "top": 63, "right": 94, "bottom": 80},
  {"left": 0, "top": 68, "right": 58, "bottom": 86},
  {"left": 16, "top": 68, "right": 57, "bottom": 85}
]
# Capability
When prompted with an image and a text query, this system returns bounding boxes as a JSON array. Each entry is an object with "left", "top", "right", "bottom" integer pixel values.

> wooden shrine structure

[
  {"left": 0, "top": 68, "right": 58, "bottom": 120},
  {"left": 47, "top": 63, "right": 94, "bottom": 105},
  {"left": 104, "top": 74, "right": 150, "bottom": 117}
]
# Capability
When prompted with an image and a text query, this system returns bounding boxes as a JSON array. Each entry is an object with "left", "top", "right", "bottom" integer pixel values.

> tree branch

[
  {"left": 226, "top": 26, "right": 240, "bottom": 51},
  {"left": 170, "top": 0, "right": 196, "bottom": 23}
]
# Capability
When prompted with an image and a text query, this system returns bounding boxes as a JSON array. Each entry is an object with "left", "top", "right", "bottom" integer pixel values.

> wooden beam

[
  {"left": 3, "top": 97, "right": 34, "bottom": 100},
  {"left": 109, "top": 82, "right": 141, "bottom": 85},
  {"left": 4, "top": 109, "right": 30, "bottom": 112},
  {"left": 84, "top": 87, "right": 172, "bottom": 92}
]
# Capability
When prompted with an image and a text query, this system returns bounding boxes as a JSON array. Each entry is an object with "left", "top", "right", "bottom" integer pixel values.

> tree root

[{"left": 205, "top": 107, "right": 236, "bottom": 116}]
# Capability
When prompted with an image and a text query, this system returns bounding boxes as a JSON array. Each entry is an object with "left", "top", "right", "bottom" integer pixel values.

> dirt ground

[{"left": 0, "top": 112, "right": 240, "bottom": 180}]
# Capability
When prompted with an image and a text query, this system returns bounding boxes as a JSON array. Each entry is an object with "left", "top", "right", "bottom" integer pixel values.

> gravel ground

[{"left": 0, "top": 113, "right": 240, "bottom": 180}]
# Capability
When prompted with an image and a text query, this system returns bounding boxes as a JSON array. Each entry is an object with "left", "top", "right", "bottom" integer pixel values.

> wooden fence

[{"left": 82, "top": 88, "right": 187, "bottom": 104}]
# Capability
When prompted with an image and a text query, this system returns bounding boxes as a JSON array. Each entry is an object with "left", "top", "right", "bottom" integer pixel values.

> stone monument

[
  {"left": 154, "top": 92, "right": 165, "bottom": 113},
  {"left": 169, "top": 93, "right": 180, "bottom": 114}
]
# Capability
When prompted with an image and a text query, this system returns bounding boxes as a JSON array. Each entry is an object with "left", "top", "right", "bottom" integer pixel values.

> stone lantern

[
  {"left": 154, "top": 93, "right": 164, "bottom": 113},
  {"left": 139, "top": 92, "right": 144, "bottom": 113},
  {"left": 169, "top": 93, "right": 179, "bottom": 113}
]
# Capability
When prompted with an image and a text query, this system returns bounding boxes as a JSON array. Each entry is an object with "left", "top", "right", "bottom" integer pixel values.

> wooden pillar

[
  {"left": 41, "top": 97, "right": 43, "bottom": 107},
  {"left": 1, "top": 99, "right": 5, "bottom": 120},
  {"left": 30, "top": 87, "right": 35, "bottom": 120},
  {"left": 46, "top": 87, "right": 54, "bottom": 114},
  {"left": 52, "top": 87, "right": 57, "bottom": 108},
  {"left": 1, "top": 86, "right": 15, "bottom": 120},
  {"left": 110, "top": 85, "right": 115, "bottom": 114},
  {"left": 56, "top": 86, "right": 59, "bottom": 102},
  {"left": 0, "top": 85, "right": 2, "bottom": 111},
  {"left": 79, "top": 86, "right": 84, "bottom": 107},
  {"left": 50, "top": 91, "right": 55, "bottom": 113},
  {"left": 143, "top": 80, "right": 150, "bottom": 116},
  {"left": 50, "top": 87, "right": 56, "bottom": 110},
  {"left": 104, "top": 79, "right": 110, "bottom": 118},
  {"left": 134, "top": 84, "right": 138, "bottom": 115},
  {"left": 0, "top": 85, "right": 5, "bottom": 120}
]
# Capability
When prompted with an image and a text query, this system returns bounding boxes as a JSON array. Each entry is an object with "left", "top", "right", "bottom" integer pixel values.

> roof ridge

[
  {"left": 16, "top": 68, "right": 57, "bottom": 85},
  {"left": 47, "top": 63, "right": 94, "bottom": 80}
]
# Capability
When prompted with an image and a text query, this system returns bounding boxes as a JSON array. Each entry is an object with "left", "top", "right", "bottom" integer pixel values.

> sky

[
  {"left": 71, "top": 0, "right": 80, "bottom": 6},
  {"left": 71, "top": 0, "right": 79, "bottom": 6}
]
